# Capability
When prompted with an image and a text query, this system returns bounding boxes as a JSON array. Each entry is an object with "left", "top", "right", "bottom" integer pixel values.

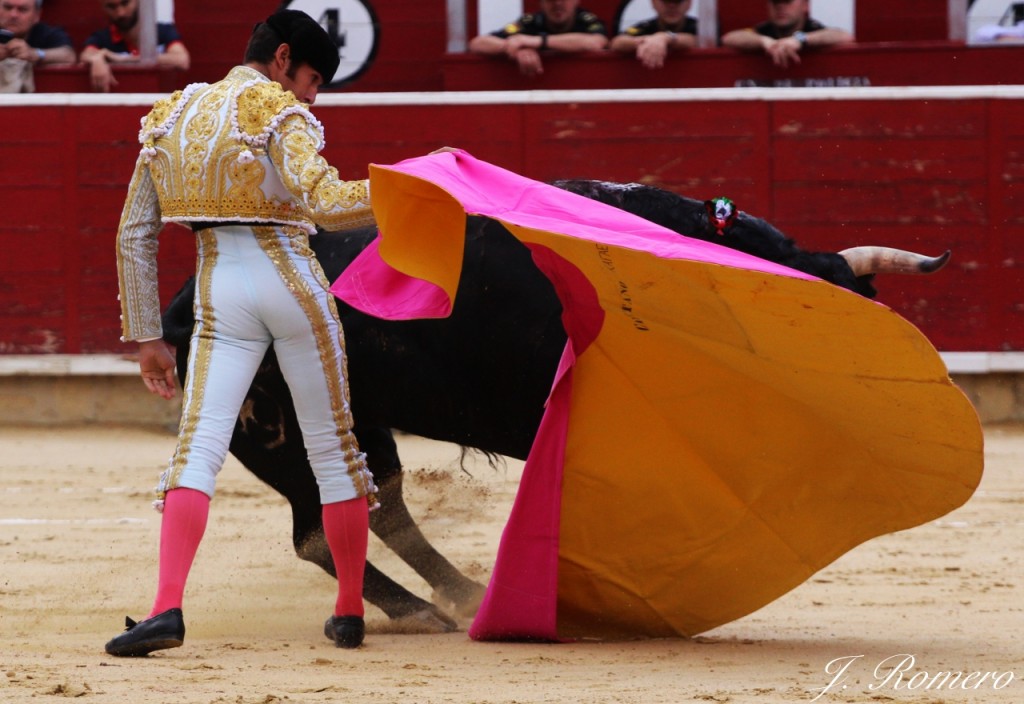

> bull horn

[{"left": 838, "top": 247, "right": 951, "bottom": 277}]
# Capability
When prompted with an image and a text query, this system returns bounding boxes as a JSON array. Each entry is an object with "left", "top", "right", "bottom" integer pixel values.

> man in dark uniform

[
  {"left": 79, "top": 0, "right": 190, "bottom": 92},
  {"left": 468, "top": 0, "right": 608, "bottom": 77},
  {"left": 721, "top": 0, "right": 852, "bottom": 68},
  {"left": 610, "top": 0, "right": 697, "bottom": 70}
]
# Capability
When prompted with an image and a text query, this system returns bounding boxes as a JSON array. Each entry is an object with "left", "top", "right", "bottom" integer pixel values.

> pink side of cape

[
  {"left": 466, "top": 344, "right": 576, "bottom": 641},
  {"left": 330, "top": 151, "right": 815, "bottom": 322}
]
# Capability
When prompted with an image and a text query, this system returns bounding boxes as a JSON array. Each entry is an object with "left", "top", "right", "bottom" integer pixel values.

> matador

[{"left": 107, "top": 9, "right": 379, "bottom": 656}]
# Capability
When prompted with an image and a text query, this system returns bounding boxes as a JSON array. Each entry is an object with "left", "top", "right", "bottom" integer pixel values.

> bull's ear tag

[{"left": 705, "top": 197, "right": 736, "bottom": 235}]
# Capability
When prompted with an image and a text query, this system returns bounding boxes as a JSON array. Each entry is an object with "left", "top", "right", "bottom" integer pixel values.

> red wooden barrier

[
  {"left": 855, "top": 0, "right": 953, "bottom": 42},
  {"left": 0, "top": 87, "right": 1021, "bottom": 354},
  {"left": 440, "top": 43, "right": 1022, "bottom": 91},
  {"left": 33, "top": 65, "right": 188, "bottom": 93}
]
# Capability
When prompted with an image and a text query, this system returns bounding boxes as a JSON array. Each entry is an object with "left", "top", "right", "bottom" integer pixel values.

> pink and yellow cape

[{"left": 332, "top": 151, "right": 983, "bottom": 641}]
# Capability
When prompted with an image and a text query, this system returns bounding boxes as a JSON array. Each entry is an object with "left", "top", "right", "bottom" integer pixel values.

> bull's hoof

[
  {"left": 435, "top": 581, "right": 487, "bottom": 618},
  {"left": 324, "top": 615, "right": 365, "bottom": 649},
  {"left": 389, "top": 607, "right": 459, "bottom": 634}
]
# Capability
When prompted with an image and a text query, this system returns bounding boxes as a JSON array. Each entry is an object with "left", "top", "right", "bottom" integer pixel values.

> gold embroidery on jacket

[
  {"left": 141, "top": 89, "right": 182, "bottom": 133},
  {"left": 271, "top": 114, "right": 374, "bottom": 231},
  {"left": 236, "top": 82, "right": 297, "bottom": 139},
  {"left": 182, "top": 85, "right": 227, "bottom": 201},
  {"left": 142, "top": 67, "right": 371, "bottom": 232},
  {"left": 116, "top": 157, "right": 163, "bottom": 341},
  {"left": 225, "top": 154, "right": 268, "bottom": 209}
]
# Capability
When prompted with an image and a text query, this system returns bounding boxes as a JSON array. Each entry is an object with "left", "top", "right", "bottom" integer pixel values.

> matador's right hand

[{"left": 138, "top": 339, "right": 177, "bottom": 400}]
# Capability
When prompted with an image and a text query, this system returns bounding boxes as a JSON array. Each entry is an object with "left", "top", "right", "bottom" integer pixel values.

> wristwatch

[
  {"left": 36, "top": 48, "right": 45, "bottom": 62},
  {"left": 793, "top": 31, "right": 808, "bottom": 49}
]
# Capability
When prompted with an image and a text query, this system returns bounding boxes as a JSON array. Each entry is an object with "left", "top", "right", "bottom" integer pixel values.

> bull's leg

[
  {"left": 223, "top": 390, "right": 457, "bottom": 630},
  {"left": 290, "top": 511, "right": 457, "bottom": 632},
  {"left": 357, "top": 427, "right": 487, "bottom": 618},
  {"left": 371, "top": 470, "right": 487, "bottom": 618}
]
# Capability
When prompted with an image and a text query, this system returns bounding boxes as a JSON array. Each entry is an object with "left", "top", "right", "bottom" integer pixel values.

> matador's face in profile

[{"left": 270, "top": 44, "right": 325, "bottom": 105}]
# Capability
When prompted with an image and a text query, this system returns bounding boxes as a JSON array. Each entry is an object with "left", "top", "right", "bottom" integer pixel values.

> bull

[{"left": 160, "top": 180, "right": 949, "bottom": 632}]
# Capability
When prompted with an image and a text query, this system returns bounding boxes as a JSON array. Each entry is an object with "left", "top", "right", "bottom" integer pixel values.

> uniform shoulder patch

[{"left": 578, "top": 11, "right": 606, "bottom": 33}]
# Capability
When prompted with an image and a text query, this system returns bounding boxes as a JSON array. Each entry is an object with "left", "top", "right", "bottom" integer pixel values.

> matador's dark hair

[{"left": 244, "top": 9, "right": 340, "bottom": 82}]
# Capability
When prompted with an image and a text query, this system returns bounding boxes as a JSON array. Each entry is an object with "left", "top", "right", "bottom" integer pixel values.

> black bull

[{"left": 160, "top": 181, "right": 949, "bottom": 632}]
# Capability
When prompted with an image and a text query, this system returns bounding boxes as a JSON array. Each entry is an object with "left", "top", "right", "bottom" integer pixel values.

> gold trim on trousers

[{"left": 156, "top": 224, "right": 376, "bottom": 507}]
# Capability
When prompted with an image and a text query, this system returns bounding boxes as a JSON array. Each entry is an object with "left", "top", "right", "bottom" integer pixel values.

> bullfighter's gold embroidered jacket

[{"left": 116, "top": 65, "right": 374, "bottom": 342}]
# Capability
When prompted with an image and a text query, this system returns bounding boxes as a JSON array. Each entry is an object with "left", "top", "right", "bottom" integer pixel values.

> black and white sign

[{"left": 284, "top": 0, "right": 379, "bottom": 87}]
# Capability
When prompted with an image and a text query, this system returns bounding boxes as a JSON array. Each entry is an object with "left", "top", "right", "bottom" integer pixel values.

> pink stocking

[
  {"left": 149, "top": 487, "right": 210, "bottom": 618},
  {"left": 322, "top": 496, "right": 369, "bottom": 617}
]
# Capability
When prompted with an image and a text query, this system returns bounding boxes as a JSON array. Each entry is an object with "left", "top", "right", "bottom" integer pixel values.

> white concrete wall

[{"left": 3, "top": 355, "right": 1022, "bottom": 426}]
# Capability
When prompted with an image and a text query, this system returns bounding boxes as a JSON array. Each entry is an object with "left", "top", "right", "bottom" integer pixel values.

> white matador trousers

[{"left": 155, "top": 224, "right": 376, "bottom": 507}]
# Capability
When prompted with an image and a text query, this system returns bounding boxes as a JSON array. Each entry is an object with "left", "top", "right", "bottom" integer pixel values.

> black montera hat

[{"left": 263, "top": 9, "right": 340, "bottom": 81}]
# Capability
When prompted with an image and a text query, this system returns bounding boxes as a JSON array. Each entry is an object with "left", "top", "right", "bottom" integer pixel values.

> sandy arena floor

[{"left": 0, "top": 424, "right": 1021, "bottom": 703}]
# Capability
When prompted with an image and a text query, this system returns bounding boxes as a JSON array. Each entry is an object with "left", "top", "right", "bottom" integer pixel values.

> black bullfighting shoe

[
  {"left": 104, "top": 608, "right": 185, "bottom": 656},
  {"left": 324, "top": 615, "right": 365, "bottom": 649}
]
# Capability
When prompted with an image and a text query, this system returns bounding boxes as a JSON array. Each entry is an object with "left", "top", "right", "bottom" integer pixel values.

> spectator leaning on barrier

[
  {"left": 975, "top": 2, "right": 1024, "bottom": 43},
  {"left": 79, "top": 0, "right": 190, "bottom": 92},
  {"left": 468, "top": 0, "right": 608, "bottom": 77},
  {"left": 0, "top": 0, "right": 74, "bottom": 92},
  {"left": 610, "top": 0, "right": 697, "bottom": 70},
  {"left": 721, "top": 0, "right": 852, "bottom": 68}
]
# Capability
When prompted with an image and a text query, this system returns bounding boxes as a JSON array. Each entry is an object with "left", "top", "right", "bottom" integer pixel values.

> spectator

[
  {"left": 468, "top": 0, "right": 608, "bottom": 77},
  {"left": 975, "top": 2, "right": 1024, "bottom": 43},
  {"left": 610, "top": 0, "right": 697, "bottom": 70},
  {"left": 975, "top": 21, "right": 1024, "bottom": 42},
  {"left": 721, "top": 0, "right": 852, "bottom": 68},
  {"left": 0, "top": 0, "right": 74, "bottom": 93},
  {"left": 79, "top": 0, "right": 190, "bottom": 92}
]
